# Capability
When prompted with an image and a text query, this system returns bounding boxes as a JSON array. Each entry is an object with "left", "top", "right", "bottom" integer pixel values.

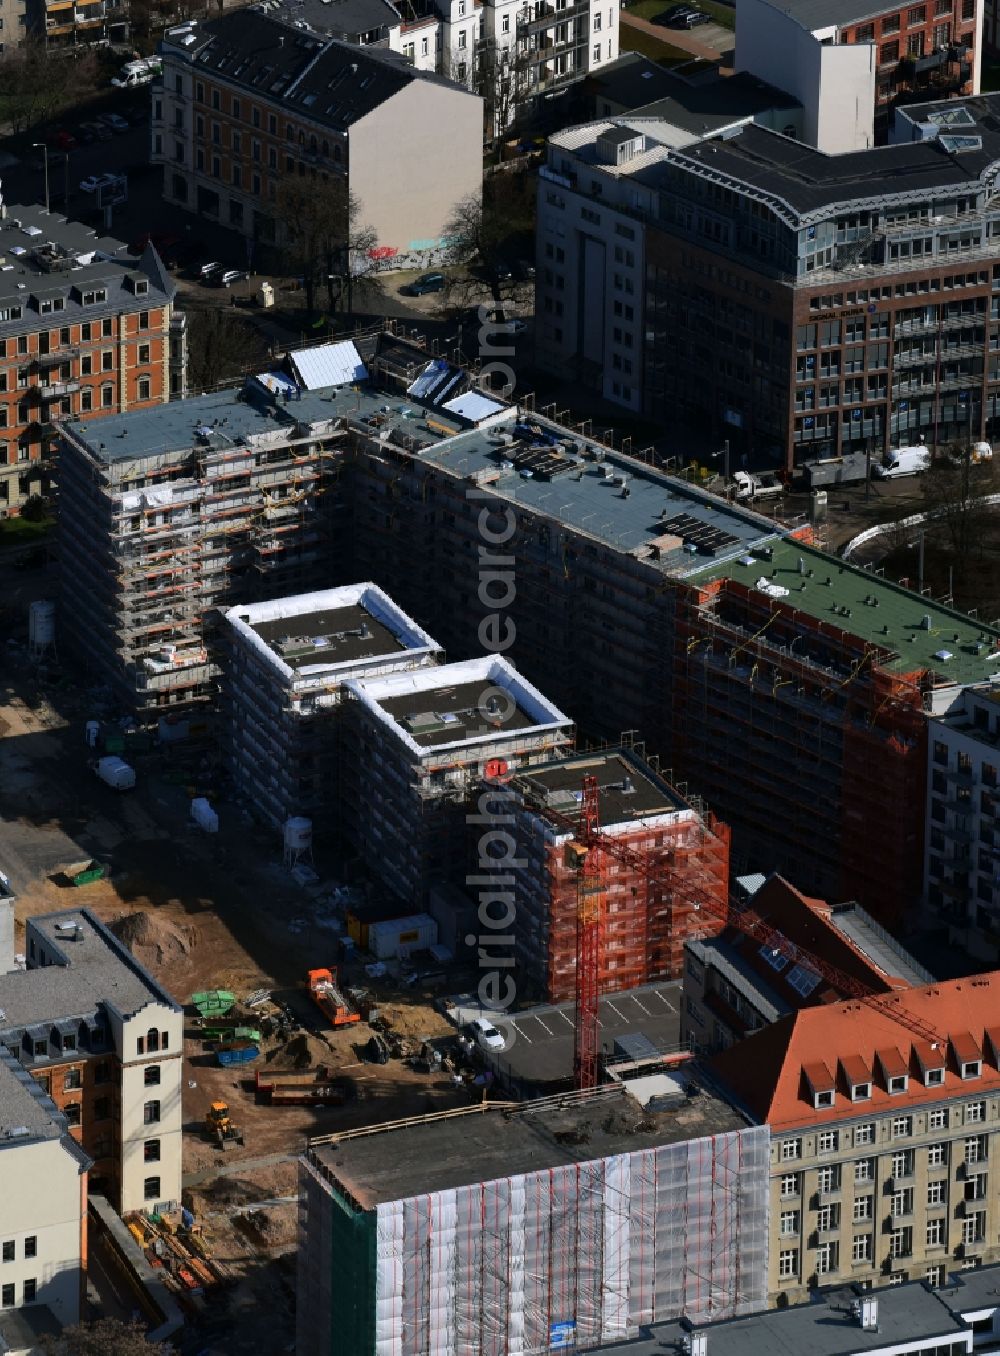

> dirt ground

[{"left": 0, "top": 611, "right": 479, "bottom": 1353}]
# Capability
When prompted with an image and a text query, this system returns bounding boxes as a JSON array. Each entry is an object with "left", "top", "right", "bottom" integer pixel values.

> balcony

[
  {"left": 39, "top": 380, "right": 79, "bottom": 400},
  {"left": 908, "top": 48, "right": 950, "bottom": 74},
  {"left": 518, "top": 0, "right": 589, "bottom": 34}
]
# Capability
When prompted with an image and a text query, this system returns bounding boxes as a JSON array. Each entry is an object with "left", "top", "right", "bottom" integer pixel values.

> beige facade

[{"left": 767, "top": 1092, "right": 1000, "bottom": 1303}]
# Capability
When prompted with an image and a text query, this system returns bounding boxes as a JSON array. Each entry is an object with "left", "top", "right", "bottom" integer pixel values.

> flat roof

[
  {"left": 347, "top": 657, "right": 572, "bottom": 755},
  {"left": 598, "top": 1282, "right": 967, "bottom": 1356},
  {"left": 760, "top": 0, "right": 904, "bottom": 31},
  {"left": 251, "top": 604, "right": 404, "bottom": 668},
  {"left": 937, "top": 1260, "right": 1000, "bottom": 1314},
  {"left": 307, "top": 1078, "right": 745, "bottom": 1207},
  {"left": 514, "top": 749, "right": 689, "bottom": 829},
  {"left": 669, "top": 117, "right": 1000, "bottom": 223},
  {"left": 686, "top": 537, "right": 1000, "bottom": 686},
  {"left": 0, "top": 909, "right": 179, "bottom": 1032}
]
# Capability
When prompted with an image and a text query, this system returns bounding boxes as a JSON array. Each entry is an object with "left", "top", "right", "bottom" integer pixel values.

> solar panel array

[{"left": 660, "top": 512, "right": 740, "bottom": 555}]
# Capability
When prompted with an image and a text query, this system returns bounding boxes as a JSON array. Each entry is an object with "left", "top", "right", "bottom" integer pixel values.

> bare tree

[
  {"left": 0, "top": 42, "right": 99, "bottom": 134},
  {"left": 42, "top": 1318, "right": 170, "bottom": 1356},
  {"left": 921, "top": 454, "right": 996, "bottom": 565},
  {"left": 475, "top": 41, "right": 533, "bottom": 144},
  {"left": 186, "top": 310, "right": 269, "bottom": 392},
  {"left": 274, "top": 176, "right": 381, "bottom": 318},
  {"left": 440, "top": 174, "right": 534, "bottom": 309}
]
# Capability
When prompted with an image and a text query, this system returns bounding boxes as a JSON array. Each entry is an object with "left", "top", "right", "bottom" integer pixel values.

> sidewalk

[{"left": 619, "top": 10, "right": 732, "bottom": 59}]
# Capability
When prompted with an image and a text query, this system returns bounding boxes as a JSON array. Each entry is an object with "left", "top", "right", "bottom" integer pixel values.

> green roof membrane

[{"left": 687, "top": 538, "right": 1000, "bottom": 687}]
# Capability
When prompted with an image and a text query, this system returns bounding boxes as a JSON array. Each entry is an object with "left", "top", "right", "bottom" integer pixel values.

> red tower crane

[{"left": 548, "top": 775, "right": 942, "bottom": 1091}]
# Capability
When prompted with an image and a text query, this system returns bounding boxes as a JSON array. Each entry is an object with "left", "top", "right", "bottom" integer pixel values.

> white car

[{"left": 471, "top": 1017, "right": 506, "bottom": 1052}]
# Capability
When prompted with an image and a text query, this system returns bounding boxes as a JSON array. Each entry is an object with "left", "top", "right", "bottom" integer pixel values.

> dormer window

[
  {"left": 888, "top": 1074, "right": 908, "bottom": 1094},
  {"left": 815, "top": 1090, "right": 834, "bottom": 1109},
  {"left": 962, "top": 1060, "right": 982, "bottom": 1080},
  {"left": 134, "top": 279, "right": 149, "bottom": 296},
  {"left": 852, "top": 1081, "right": 872, "bottom": 1102},
  {"left": 925, "top": 1067, "right": 945, "bottom": 1087},
  {"left": 804, "top": 1061, "right": 835, "bottom": 1110}
]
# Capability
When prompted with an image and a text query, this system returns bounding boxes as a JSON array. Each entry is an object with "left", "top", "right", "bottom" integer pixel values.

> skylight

[{"left": 759, "top": 941, "right": 789, "bottom": 973}]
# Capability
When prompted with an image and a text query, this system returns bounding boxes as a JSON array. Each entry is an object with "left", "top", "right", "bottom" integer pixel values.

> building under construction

[
  {"left": 296, "top": 1082, "right": 769, "bottom": 1356},
  {"left": 56, "top": 370, "right": 350, "bottom": 716},
  {"left": 56, "top": 328, "right": 1000, "bottom": 920},
  {"left": 221, "top": 584, "right": 442, "bottom": 832},
  {"left": 342, "top": 656, "right": 573, "bottom": 903},
  {"left": 509, "top": 747, "right": 730, "bottom": 1002}
]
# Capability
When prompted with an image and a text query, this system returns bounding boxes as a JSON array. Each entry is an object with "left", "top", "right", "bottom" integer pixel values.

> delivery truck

[
  {"left": 872, "top": 445, "right": 931, "bottom": 479},
  {"left": 91, "top": 756, "right": 136, "bottom": 790}
]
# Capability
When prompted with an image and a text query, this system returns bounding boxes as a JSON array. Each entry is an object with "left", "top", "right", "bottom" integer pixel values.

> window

[
  {"left": 1, "top": 1285, "right": 13, "bottom": 1307},
  {"left": 138, "top": 343, "right": 150, "bottom": 364},
  {"left": 144, "top": 1064, "right": 161, "bottom": 1086},
  {"left": 887, "top": 1074, "right": 908, "bottom": 1094},
  {"left": 890, "top": 1187, "right": 913, "bottom": 1217},
  {"left": 879, "top": 39, "right": 899, "bottom": 62},
  {"left": 854, "top": 1158, "right": 874, "bottom": 1183},
  {"left": 853, "top": 1196, "right": 873, "bottom": 1222},
  {"left": 817, "top": 1166, "right": 839, "bottom": 1194},
  {"left": 963, "top": 1062, "right": 983, "bottom": 1081},
  {"left": 101, "top": 385, "right": 114, "bottom": 409},
  {"left": 137, "top": 377, "right": 151, "bottom": 402},
  {"left": 814, "top": 1090, "right": 834, "bottom": 1109},
  {"left": 818, "top": 1130, "right": 839, "bottom": 1154},
  {"left": 780, "top": 1173, "right": 801, "bottom": 1197},
  {"left": 778, "top": 1248, "right": 798, "bottom": 1279},
  {"left": 80, "top": 389, "right": 92, "bottom": 413},
  {"left": 907, "top": 4, "right": 926, "bottom": 19},
  {"left": 144, "top": 1139, "right": 161, "bottom": 1162},
  {"left": 928, "top": 1108, "right": 948, "bottom": 1130},
  {"left": 139, "top": 312, "right": 151, "bottom": 332},
  {"left": 962, "top": 1212, "right": 985, "bottom": 1245},
  {"left": 933, "top": 19, "right": 951, "bottom": 41},
  {"left": 102, "top": 318, "right": 113, "bottom": 338},
  {"left": 457, "top": 28, "right": 466, "bottom": 46},
  {"left": 143, "top": 1100, "right": 160, "bottom": 1125},
  {"left": 815, "top": 1241, "right": 838, "bottom": 1275},
  {"left": 892, "top": 1116, "right": 912, "bottom": 1138},
  {"left": 908, "top": 30, "right": 924, "bottom": 53},
  {"left": 816, "top": 1203, "right": 840, "bottom": 1232},
  {"left": 966, "top": 1100, "right": 986, "bottom": 1123},
  {"left": 780, "top": 1138, "right": 802, "bottom": 1161},
  {"left": 22, "top": 1279, "right": 35, "bottom": 1303},
  {"left": 891, "top": 1150, "right": 914, "bottom": 1179},
  {"left": 101, "top": 350, "right": 113, "bottom": 372},
  {"left": 925, "top": 1263, "right": 946, "bottom": 1288},
  {"left": 882, "top": 10, "right": 900, "bottom": 29},
  {"left": 1, "top": 1243, "right": 12, "bottom": 1263},
  {"left": 779, "top": 1210, "right": 799, "bottom": 1237},
  {"left": 852, "top": 1084, "right": 872, "bottom": 1104},
  {"left": 928, "top": 1142, "right": 948, "bottom": 1167},
  {"left": 855, "top": 21, "right": 875, "bottom": 38},
  {"left": 927, "top": 1181, "right": 945, "bottom": 1206},
  {"left": 23, "top": 1238, "right": 35, "bottom": 1260},
  {"left": 854, "top": 1124, "right": 874, "bottom": 1145},
  {"left": 63, "top": 1103, "right": 81, "bottom": 1126},
  {"left": 851, "top": 1235, "right": 871, "bottom": 1264},
  {"left": 144, "top": 1176, "right": 161, "bottom": 1202},
  {"left": 965, "top": 1135, "right": 987, "bottom": 1164},
  {"left": 889, "top": 1226, "right": 912, "bottom": 1258}
]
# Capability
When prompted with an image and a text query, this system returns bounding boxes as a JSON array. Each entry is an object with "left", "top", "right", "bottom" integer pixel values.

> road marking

[
  {"left": 533, "top": 1017, "right": 555, "bottom": 1036},
  {"left": 557, "top": 1009, "right": 575, "bottom": 1028},
  {"left": 604, "top": 1001, "right": 625, "bottom": 1020},
  {"left": 631, "top": 996, "right": 652, "bottom": 1016},
  {"left": 511, "top": 1020, "right": 532, "bottom": 1044}
]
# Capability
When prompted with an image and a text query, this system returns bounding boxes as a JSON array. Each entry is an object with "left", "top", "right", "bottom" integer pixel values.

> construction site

[{"left": 297, "top": 1082, "right": 770, "bottom": 1356}]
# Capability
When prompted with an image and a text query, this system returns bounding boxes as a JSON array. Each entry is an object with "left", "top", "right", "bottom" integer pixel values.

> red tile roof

[{"left": 707, "top": 972, "right": 1000, "bottom": 1132}]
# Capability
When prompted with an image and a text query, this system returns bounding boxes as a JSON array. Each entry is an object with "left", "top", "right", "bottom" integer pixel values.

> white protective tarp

[{"left": 290, "top": 340, "right": 368, "bottom": 391}]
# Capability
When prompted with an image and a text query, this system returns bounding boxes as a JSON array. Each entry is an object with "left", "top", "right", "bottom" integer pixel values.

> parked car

[
  {"left": 216, "top": 268, "right": 247, "bottom": 287},
  {"left": 46, "top": 130, "right": 77, "bottom": 151},
  {"left": 79, "top": 120, "right": 112, "bottom": 141},
  {"left": 399, "top": 271, "right": 446, "bottom": 296},
  {"left": 199, "top": 261, "right": 224, "bottom": 281},
  {"left": 470, "top": 1017, "right": 506, "bottom": 1052},
  {"left": 683, "top": 9, "right": 711, "bottom": 23},
  {"left": 872, "top": 445, "right": 931, "bottom": 479},
  {"left": 98, "top": 113, "right": 129, "bottom": 134}
]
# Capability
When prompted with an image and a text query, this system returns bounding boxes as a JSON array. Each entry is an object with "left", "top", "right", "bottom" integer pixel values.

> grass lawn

[
  {"left": 0, "top": 515, "right": 52, "bottom": 549},
  {"left": 619, "top": 23, "right": 698, "bottom": 61},
  {"left": 626, "top": 0, "right": 735, "bottom": 26}
]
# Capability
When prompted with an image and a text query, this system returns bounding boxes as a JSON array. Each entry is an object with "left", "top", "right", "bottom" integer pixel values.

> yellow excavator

[{"left": 205, "top": 1101, "right": 245, "bottom": 1150}]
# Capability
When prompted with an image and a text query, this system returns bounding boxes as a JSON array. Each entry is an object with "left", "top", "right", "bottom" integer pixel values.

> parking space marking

[
  {"left": 511, "top": 1019, "right": 533, "bottom": 1044},
  {"left": 604, "top": 1000, "right": 626, "bottom": 1020}
]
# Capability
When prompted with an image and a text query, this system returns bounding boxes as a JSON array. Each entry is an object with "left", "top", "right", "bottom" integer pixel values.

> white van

[
  {"left": 872, "top": 445, "right": 931, "bottom": 479},
  {"left": 111, "top": 58, "right": 161, "bottom": 88}
]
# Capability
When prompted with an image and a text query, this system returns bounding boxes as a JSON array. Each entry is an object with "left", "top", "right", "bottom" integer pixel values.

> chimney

[{"left": 858, "top": 1296, "right": 878, "bottom": 1331}]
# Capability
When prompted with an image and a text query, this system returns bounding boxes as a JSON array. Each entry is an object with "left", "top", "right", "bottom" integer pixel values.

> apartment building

[
  {"left": 222, "top": 583, "right": 442, "bottom": 832},
  {"left": 925, "top": 682, "right": 1000, "bottom": 963},
  {"left": 736, "top": 0, "right": 982, "bottom": 151},
  {"left": 56, "top": 371, "right": 350, "bottom": 716},
  {"left": 682, "top": 874, "right": 932, "bottom": 1053},
  {"left": 342, "top": 656, "right": 573, "bottom": 901},
  {"left": 536, "top": 93, "right": 1000, "bottom": 470},
  {"left": 153, "top": 11, "right": 482, "bottom": 262},
  {"left": 709, "top": 972, "right": 1000, "bottom": 1304},
  {"left": 0, "top": 909, "right": 183, "bottom": 1214},
  {"left": 33, "top": 0, "right": 128, "bottom": 48},
  {"left": 0, "top": 204, "right": 179, "bottom": 517},
  {"left": 297, "top": 1083, "right": 769, "bottom": 1356},
  {"left": 0, "top": 1049, "right": 89, "bottom": 1347},
  {"left": 508, "top": 747, "right": 730, "bottom": 1002}
]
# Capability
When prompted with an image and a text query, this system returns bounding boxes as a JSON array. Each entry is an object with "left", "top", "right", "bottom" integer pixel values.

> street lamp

[
  {"left": 712, "top": 438, "right": 731, "bottom": 497},
  {"left": 31, "top": 144, "right": 49, "bottom": 215}
]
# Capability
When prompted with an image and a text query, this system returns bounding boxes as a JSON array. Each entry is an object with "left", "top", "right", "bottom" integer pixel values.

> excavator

[{"left": 205, "top": 1100, "right": 245, "bottom": 1150}]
